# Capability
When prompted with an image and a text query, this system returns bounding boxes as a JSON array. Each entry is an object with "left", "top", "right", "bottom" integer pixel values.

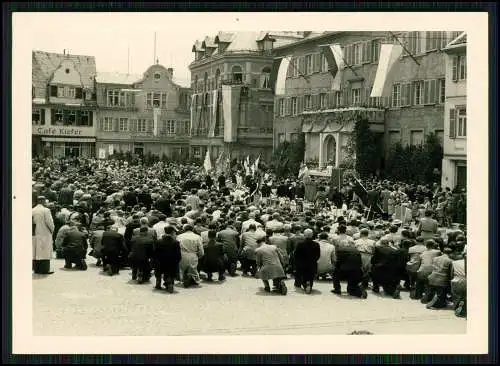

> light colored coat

[
  {"left": 177, "top": 231, "right": 204, "bottom": 282},
  {"left": 32, "top": 204, "right": 55, "bottom": 260},
  {"left": 255, "top": 243, "right": 285, "bottom": 280},
  {"left": 317, "top": 240, "right": 336, "bottom": 274}
]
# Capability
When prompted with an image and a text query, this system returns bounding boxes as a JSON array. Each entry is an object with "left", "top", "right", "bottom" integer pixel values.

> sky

[{"left": 17, "top": 12, "right": 473, "bottom": 87}]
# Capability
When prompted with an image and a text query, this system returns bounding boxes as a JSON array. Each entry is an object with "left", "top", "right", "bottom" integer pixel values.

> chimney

[
  {"left": 167, "top": 68, "right": 173, "bottom": 78},
  {"left": 63, "top": 49, "right": 66, "bottom": 55}
]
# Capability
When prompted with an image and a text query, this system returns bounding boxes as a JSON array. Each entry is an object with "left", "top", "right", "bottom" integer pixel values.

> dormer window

[
  {"left": 218, "top": 43, "right": 228, "bottom": 54},
  {"left": 154, "top": 72, "right": 161, "bottom": 80},
  {"left": 263, "top": 39, "right": 273, "bottom": 50}
]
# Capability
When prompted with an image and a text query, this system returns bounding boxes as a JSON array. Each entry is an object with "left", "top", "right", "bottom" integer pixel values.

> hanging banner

[
  {"left": 203, "top": 149, "right": 212, "bottom": 173},
  {"left": 208, "top": 90, "right": 218, "bottom": 138},
  {"left": 274, "top": 56, "right": 291, "bottom": 95},
  {"left": 371, "top": 44, "right": 403, "bottom": 97},
  {"left": 190, "top": 94, "right": 195, "bottom": 134},
  {"left": 108, "top": 145, "right": 114, "bottom": 155},
  {"left": 269, "top": 57, "right": 282, "bottom": 94},
  {"left": 98, "top": 148, "right": 106, "bottom": 159},
  {"left": 222, "top": 84, "right": 241, "bottom": 142},
  {"left": 318, "top": 44, "right": 344, "bottom": 91},
  {"left": 153, "top": 107, "right": 161, "bottom": 136}
]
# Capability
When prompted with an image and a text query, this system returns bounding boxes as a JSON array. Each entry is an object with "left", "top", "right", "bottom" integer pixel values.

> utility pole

[{"left": 154, "top": 32, "right": 157, "bottom": 65}]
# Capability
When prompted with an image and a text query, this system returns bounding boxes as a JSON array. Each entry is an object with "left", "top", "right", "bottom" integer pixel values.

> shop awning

[{"left": 41, "top": 137, "right": 96, "bottom": 143}]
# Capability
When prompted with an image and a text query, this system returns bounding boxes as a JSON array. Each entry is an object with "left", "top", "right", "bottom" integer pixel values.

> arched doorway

[{"left": 323, "top": 134, "right": 337, "bottom": 167}]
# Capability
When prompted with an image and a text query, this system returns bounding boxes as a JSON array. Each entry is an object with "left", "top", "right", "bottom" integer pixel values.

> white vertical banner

[
  {"left": 203, "top": 149, "right": 212, "bottom": 173},
  {"left": 153, "top": 107, "right": 161, "bottom": 136},
  {"left": 99, "top": 148, "right": 106, "bottom": 159},
  {"left": 330, "top": 44, "right": 344, "bottom": 91},
  {"left": 371, "top": 44, "right": 403, "bottom": 97},
  {"left": 190, "top": 94, "right": 195, "bottom": 134},
  {"left": 275, "top": 56, "right": 292, "bottom": 95},
  {"left": 108, "top": 144, "right": 114, "bottom": 155},
  {"left": 208, "top": 90, "right": 218, "bottom": 138}
]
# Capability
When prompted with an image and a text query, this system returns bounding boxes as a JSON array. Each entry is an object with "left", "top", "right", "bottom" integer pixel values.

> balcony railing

[
  {"left": 193, "top": 49, "right": 274, "bottom": 63},
  {"left": 237, "top": 127, "right": 273, "bottom": 135}
]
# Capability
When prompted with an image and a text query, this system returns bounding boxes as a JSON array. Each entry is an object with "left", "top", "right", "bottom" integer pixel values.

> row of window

[
  {"left": 99, "top": 117, "right": 190, "bottom": 135},
  {"left": 276, "top": 78, "right": 446, "bottom": 116},
  {"left": 277, "top": 133, "right": 300, "bottom": 145},
  {"left": 285, "top": 31, "right": 462, "bottom": 79},
  {"left": 192, "top": 66, "right": 272, "bottom": 93},
  {"left": 391, "top": 79, "right": 446, "bottom": 108},
  {"left": 32, "top": 109, "right": 93, "bottom": 126},
  {"left": 106, "top": 90, "right": 135, "bottom": 107},
  {"left": 49, "top": 85, "right": 94, "bottom": 100},
  {"left": 388, "top": 129, "right": 445, "bottom": 147}
]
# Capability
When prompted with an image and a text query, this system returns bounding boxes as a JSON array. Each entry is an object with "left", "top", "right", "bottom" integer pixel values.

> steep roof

[
  {"left": 446, "top": 32, "right": 467, "bottom": 48},
  {"left": 32, "top": 50, "right": 97, "bottom": 91},
  {"left": 214, "top": 31, "right": 235, "bottom": 43},
  {"left": 202, "top": 36, "right": 217, "bottom": 49}
]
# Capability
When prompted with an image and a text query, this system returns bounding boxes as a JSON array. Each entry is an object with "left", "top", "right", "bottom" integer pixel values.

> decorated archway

[{"left": 322, "top": 134, "right": 337, "bottom": 167}]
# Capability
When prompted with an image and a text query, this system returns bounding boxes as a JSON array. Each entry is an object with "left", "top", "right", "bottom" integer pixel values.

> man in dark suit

[
  {"left": 332, "top": 243, "right": 367, "bottom": 298},
  {"left": 129, "top": 226, "right": 155, "bottom": 284},
  {"left": 153, "top": 225, "right": 182, "bottom": 293},
  {"left": 294, "top": 229, "right": 321, "bottom": 294},
  {"left": 61, "top": 221, "right": 88, "bottom": 270},
  {"left": 123, "top": 187, "right": 138, "bottom": 209},
  {"left": 202, "top": 230, "right": 226, "bottom": 282},
  {"left": 101, "top": 225, "right": 126, "bottom": 276},
  {"left": 217, "top": 222, "right": 240, "bottom": 276},
  {"left": 371, "top": 238, "right": 403, "bottom": 299},
  {"left": 137, "top": 186, "right": 153, "bottom": 211},
  {"left": 155, "top": 192, "right": 173, "bottom": 217}
]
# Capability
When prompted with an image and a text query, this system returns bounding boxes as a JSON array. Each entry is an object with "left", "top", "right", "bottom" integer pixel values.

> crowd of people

[{"left": 32, "top": 156, "right": 467, "bottom": 318}]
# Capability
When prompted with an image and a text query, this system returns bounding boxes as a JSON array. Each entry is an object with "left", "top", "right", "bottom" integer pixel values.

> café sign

[{"left": 33, "top": 126, "right": 95, "bottom": 137}]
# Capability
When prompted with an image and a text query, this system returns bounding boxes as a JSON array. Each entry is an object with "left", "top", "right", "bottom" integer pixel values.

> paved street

[{"left": 33, "top": 256, "right": 466, "bottom": 336}]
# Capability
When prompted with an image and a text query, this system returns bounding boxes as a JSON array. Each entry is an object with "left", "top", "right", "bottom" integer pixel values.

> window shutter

[
  {"left": 298, "top": 95, "right": 304, "bottom": 113},
  {"left": 131, "top": 119, "right": 137, "bottom": 132},
  {"left": 401, "top": 83, "right": 407, "bottom": 106},
  {"left": 408, "top": 83, "right": 414, "bottom": 106},
  {"left": 366, "top": 41, "right": 373, "bottom": 63},
  {"left": 449, "top": 108, "right": 456, "bottom": 138},
  {"left": 343, "top": 89, "right": 349, "bottom": 107},
  {"left": 285, "top": 98, "right": 290, "bottom": 116},
  {"left": 350, "top": 45, "right": 356, "bottom": 65},
  {"left": 286, "top": 59, "right": 292, "bottom": 78},
  {"left": 274, "top": 99, "right": 279, "bottom": 117},
  {"left": 328, "top": 92, "right": 335, "bottom": 108},
  {"left": 147, "top": 119, "right": 153, "bottom": 133},
  {"left": 299, "top": 56, "right": 305, "bottom": 75},
  {"left": 99, "top": 118, "right": 103, "bottom": 131},
  {"left": 423, "top": 81, "right": 429, "bottom": 104},
  {"left": 430, "top": 79, "right": 437, "bottom": 104},
  {"left": 114, "top": 118, "right": 119, "bottom": 131},
  {"left": 452, "top": 56, "right": 459, "bottom": 81}
]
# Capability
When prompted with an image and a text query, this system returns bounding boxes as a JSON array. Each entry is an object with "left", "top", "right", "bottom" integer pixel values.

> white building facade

[{"left": 441, "top": 33, "right": 467, "bottom": 190}]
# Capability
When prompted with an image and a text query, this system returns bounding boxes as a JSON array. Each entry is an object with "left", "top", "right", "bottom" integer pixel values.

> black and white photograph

[{"left": 11, "top": 11, "right": 489, "bottom": 355}]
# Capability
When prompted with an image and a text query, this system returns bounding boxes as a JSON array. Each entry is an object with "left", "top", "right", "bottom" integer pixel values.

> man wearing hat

[{"left": 32, "top": 196, "right": 55, "bottom": 275}]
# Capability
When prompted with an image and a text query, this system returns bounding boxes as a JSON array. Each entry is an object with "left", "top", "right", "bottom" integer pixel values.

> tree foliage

[
  {"left": 353, "top": 117, "right": 380, "bottom": 179},
  {"left": 386, "top": 132, "right": 443, "bottom": 185},
  {"left": 271, "top": 133, "right": 306, "bottom": 178}
]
